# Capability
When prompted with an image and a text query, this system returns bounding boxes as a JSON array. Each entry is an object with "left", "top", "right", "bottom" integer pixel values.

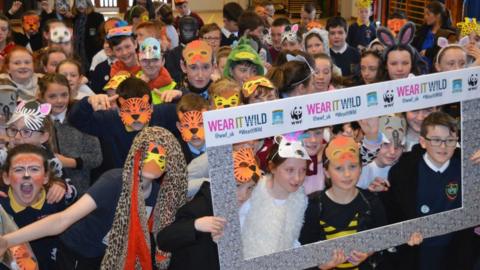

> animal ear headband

[
  {"left": 302, "top": 28, "right": 329, "bottom": 54},
  {"left": 281, "top": 24, "right": 300, "bottom": 43},
  {"left": 436, "top": 36, "right": 469, "bottom": 65},
  {"left": 285, "top": 54, "right": 315, "bottom": 86},
  {"left": 457, "top": 17, "right": 480, "bottom": 37},
  {"left": 7, "top": 101, "right": 51, "bottom": 131},
  {"left": 272, "top": 133, "right": 310, "bottom": 160},
  {"left": 377, "top": 21, "right": 415, "bottom": 49}
]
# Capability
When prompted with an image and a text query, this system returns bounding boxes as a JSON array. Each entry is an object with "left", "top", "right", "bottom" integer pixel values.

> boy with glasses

[
  {"left": 199, "top": 23, "right": 221, "bottom": 54},
  {"left": 382, "top": 111, "right": 468, "bottom": 270}
]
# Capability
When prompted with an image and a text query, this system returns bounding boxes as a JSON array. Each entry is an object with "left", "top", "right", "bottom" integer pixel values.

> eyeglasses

[
  {"left": 6, "top": 127, "right": 43, "bottom": 138},
  {"left": 424, "top": 137, "right": 458, "bottom": 147},
  {"left": 202, "top": 36, "right": 220, "bottom": 41}
]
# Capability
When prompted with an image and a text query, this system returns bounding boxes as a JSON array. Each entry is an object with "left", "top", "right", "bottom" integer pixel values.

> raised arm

[{"left": 0, "top": 194, "right": 97, "bottom": 255}]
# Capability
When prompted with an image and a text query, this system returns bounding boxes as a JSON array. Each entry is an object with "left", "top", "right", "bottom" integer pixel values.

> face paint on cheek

[
  {"left": 213, "top": 93, "right": 240, "bottom": 109},
  {"left": 178, "top": 111, "right": 205, "bottom": 142},
  {"left": 9, "top": 155, "right": 46, "bottom": 186},
  {"left": 143, "top": 143, "right": 166, "bottom": 179}
]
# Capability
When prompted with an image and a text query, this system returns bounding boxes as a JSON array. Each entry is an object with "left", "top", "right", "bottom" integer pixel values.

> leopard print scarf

[{"left": 101, "top": 127, "right": 188, "bottom": 270}]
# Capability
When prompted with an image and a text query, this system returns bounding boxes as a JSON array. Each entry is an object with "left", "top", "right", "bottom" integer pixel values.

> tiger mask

[
  {"left": 233, "top": 147, "right": 261, "bottom": 183},
  {"left": 119, "top": 95, "right": 153, "bottom": 132},
  {"left": 177, "top": 110, "right": 205, "bottom": 147}
]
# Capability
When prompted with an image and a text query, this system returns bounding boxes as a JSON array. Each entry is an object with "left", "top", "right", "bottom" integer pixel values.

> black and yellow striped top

[{"left": 319, "top": 213, "right": 360, "bottom": 270}]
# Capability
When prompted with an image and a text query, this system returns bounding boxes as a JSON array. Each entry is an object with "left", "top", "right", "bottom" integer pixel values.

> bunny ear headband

[
  {"left": 272, "top": 133, "right": 310, "bottom": 160},
  {"left": 281, "top": 24, "right": 300, "bottom": 43},
  {"left": 435, "top": 36, "right": 469, "bottom": 65},
  {"left": 376, "top": 21, "right": 416, "bottom": 59},
  {"left": 285, "top": 54, "right": 315, "bottom": 86},
  {"left": 377, "top": 21, "right": 415, "bottom": 48}
]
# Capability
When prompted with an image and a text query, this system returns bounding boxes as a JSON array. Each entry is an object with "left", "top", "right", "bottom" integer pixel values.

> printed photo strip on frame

[{"left": 204, "top": 66, "right": 480, "bottom": 269}]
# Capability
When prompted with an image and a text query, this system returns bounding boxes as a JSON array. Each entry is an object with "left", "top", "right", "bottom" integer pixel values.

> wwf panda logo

[
  {"left": 383, "top": 90, "right": 394, "bottom": 104},
  {"left": 290, "top": 106, "right": 302, "bottom": 120},
  {"left": 468, "top": 74, "right": 478, "bottom": 87}
]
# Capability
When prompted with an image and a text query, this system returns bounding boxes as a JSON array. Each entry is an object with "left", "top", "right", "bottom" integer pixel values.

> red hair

[{"left": 2, "top": 46, "right": 33, "bottom": 73}]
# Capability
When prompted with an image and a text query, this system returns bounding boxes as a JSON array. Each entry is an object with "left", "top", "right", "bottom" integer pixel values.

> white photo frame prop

[{"left": 203, "top": 67, "right": 480, "bottom": 269}]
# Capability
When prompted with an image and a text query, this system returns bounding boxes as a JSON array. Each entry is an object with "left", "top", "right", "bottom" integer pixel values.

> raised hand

[{"left": 88, "top": 94, "right": 119, "bottom": 111}]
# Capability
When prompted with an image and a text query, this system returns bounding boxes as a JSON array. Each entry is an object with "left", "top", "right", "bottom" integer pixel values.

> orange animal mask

[
  {"left": 178, "top": 110, "right": 205, "bottom": 142},
  {"left": 182, "top": 40, "right": 213, "bottom": 65},
  {"left": 212, "top": 93, "right": 240, "bottom": 109},
  {"left": 387, "top": 19, "right": 408, "bottom": 36},
  {"left": 233, "top": 147, "right": 261, "bottom": 183},
  {"left": 119, "top": 95, "right": 152, "bottom": 131},
  {"left": 324, "top": 136, "right": 359, "bottom": 165},
  {"left": 143, "top": 142, "right": 166, "bottom": 178},
  {"left": 22, "top": 15, "right": 40, "bottom": 34}
]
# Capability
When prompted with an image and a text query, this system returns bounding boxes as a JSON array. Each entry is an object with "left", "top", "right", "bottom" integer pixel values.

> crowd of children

[{"left": 0, "top": 0, "right": 478, "bottom": 269}]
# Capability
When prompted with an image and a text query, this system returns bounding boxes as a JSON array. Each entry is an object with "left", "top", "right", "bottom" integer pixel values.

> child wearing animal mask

[
  {"left": 179, "top": 40, "right": 215, "bottom": 100},
  {"left": 106, "top": 21, "right": 141, "bottom": 77},
  {"left": 156, "top": 146, "right": 260, "bottom": 270},
  {"left": 456, "top": 17, "right": 480, "bottom": 67},
  {"left": 241, "top": 76, "right": 278, "bottom": 104},
  {"left": 47, "top": 24, "right": 74, "bottom": 58},
  {"left": 137, "top": 38, "right": 179, "bottom": 104},
  {"left": 208, "top": 78, "right": 242, "bottom": 110},
  {"left": 11, "top": 11, "right": 43, "bottom": 52},
  {"left": 0, "top": 127, "right": 188, "bottom": 270},
  {"left": 0, "top": 144, "right": 67, "bottom": 269},
  {"left": 224, "top": 37, "right": 265, "bottom": 86},
  {"left": 241, "top": 134, "right": 310, "bottom": 258},
  {"left": 176, "top": 93, "right": 208, "bottom": 164},
  {"left": 357, "top": 115, "right": 406, "bottom": 192},
  {"left": 67, "top": 77, "right": 179, "bottom": 174},
  {"left": 5, "top": 100, "right": 73, "bottom": 200},
  {"left": 300, "top": 136, "right": 422, "bottom": 270}
]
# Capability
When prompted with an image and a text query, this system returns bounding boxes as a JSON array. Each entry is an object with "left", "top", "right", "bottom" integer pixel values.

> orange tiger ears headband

[
  {"left": 177, "top": 110, "right": 205, "bottom": 142},
  {"left": 143, "top": 142, "right": 167, "bottom": 179},
  {"left": 233, "top": 147, "right": 261, "bottom": 183},
  {"left": 242, "top": 76, "right": 275, "bottom": 98},
  {"left": 324, "top": 136, "right": 359, "bottom": 165},
  {"left": 457, "top": 17, "right": 480, "bottom": 37}
]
